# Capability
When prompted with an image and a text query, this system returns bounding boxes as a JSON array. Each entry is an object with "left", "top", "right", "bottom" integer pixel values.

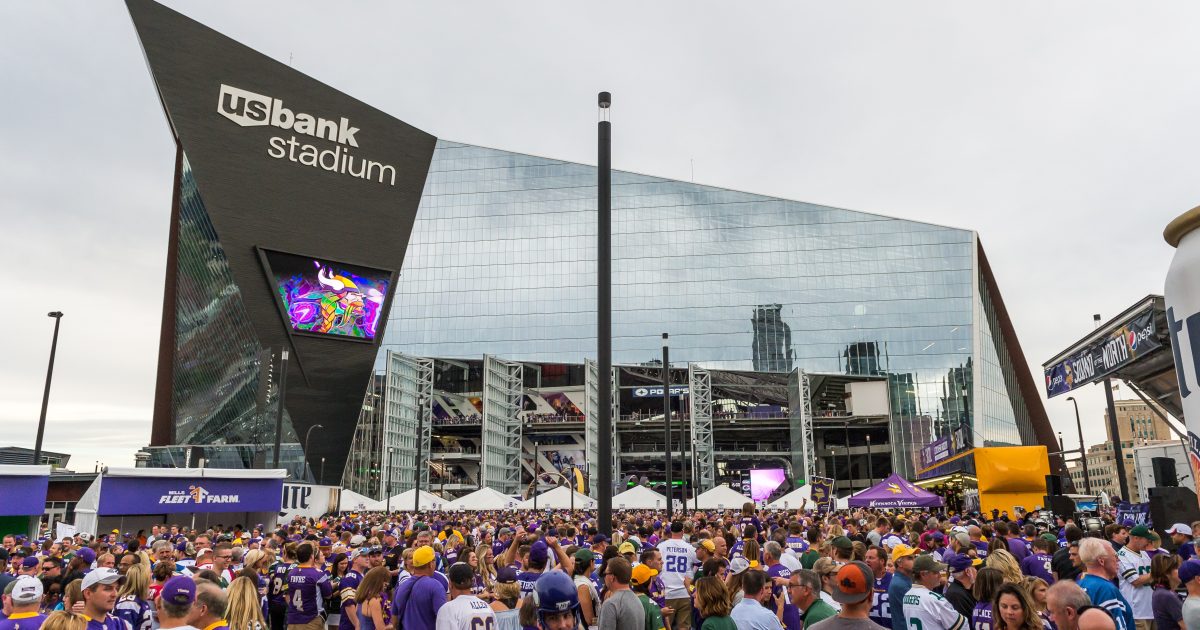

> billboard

[
  {"left": 749, "top": 468, "right": 787, "bottom": 502},
  {"left": 261, "top": 249, "right": 393, "bottom": 341},
  {"left": 1044, "top": 308, "right": 1162, "bottom": 398}
]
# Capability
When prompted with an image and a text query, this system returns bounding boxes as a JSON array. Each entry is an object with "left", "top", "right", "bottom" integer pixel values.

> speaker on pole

[
  {"left": 1152, "top": 457, "right": 1179, "bottom": 488},
  {"left": 1045, "top": 474, "right": 1065, "bottom": 496},
  {"left": 1149, "top": 487, "right": 1200, "bottom": 541}
]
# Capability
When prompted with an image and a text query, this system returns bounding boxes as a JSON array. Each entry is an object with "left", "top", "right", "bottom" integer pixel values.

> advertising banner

[
  {"left": 920, "top": 436, "right": 953, "bottom": 469},
  {"left": 810, "top": 477, "right": 834, "bottom": 514},
  {"left": 279, "top": 484, "right": 339, "bottom": 522},
  {"left": 631, "top": 386, "right": 689, "bottom": 398},
  {"left": 1116, "top": 501, "right": 1151, "bottom": 527},
  {"left": 1044, "top": 308, "right": 1162, "bottom": 398},
  {"left": 0, "top": 474, "right": 49, "bottom": 516},
  {"left": 98, "top": 476, "right": 283, "bottom": 515}
]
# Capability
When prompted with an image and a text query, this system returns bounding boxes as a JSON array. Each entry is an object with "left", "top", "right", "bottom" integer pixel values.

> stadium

[{"left": 128, "top": 0, "right": 1059, "bottom": 507}]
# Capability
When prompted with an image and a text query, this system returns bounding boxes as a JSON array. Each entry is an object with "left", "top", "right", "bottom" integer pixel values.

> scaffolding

[
  {"left": 789, "top": 369, "right": 816, "bottom": 483},
  {"left": 383, "top": 352, "right": 434, "bottom": 496},
  {"left": 687, "top": 364, "right": 716, "bottom": 492},
  {"left": 482, "top": 355, "right": 524, "bottom": 494}
]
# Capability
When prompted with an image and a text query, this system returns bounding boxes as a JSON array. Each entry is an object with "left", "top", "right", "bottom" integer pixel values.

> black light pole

[
  {"left": 844, "top": 422, "right": 852, "bottom": 492},
  {"left": 33, "top": 312, "right": 64, "bottom": 469},
  {"left": 1066, "top": 396, "right": 1092, "bottom": 493},
  {"left": 865, "top": 433, "right": 874, "bottom": 485},
  {"left": 320, "top": 457, "right": 326, "bottom": 484},
  {"left": 303, "top": 424, "right": 323, "bottom": 482},
  {"left": 1095, "top": 313, "right": 1131, "bottom": 501},
  {"left": 662, "top": 333, "right": 673, "bottom": 517},
  {"left": 386, "top": 447, "right": 395, "bottom": 513},
  {"left": 597, "top": 91, "right": 613, "bottom": 536},
  {"left": 414, "top": 412, "right": 424, "bottom": 514},
  {"left": 271, "top": 349, "right": 289, "bottom": 469},
  {"left": 533, "top": 437, "right": 540, "bottom": 511}
]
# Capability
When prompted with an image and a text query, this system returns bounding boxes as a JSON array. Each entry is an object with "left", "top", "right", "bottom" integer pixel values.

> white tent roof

[
  {"left": 766, "top": 485, "right": 811, "bottom": 510},
  {"left": 516, "top": 486, "right": 597, "bottom": 510},
  {"left": 612, "top": 485, "right": 669, "bottom": 510},
  {"left": 692, "top": 484, "right": 751, "bottom": 509},
  {"left": 445, "top": 487, "right": 521, "bottom": 510},
  {"left": 102, "top": 467, "right": 287, "bottom": 478},
  {"left": 0, "top": 465, "right": 51, "bottom": 476},
  {"left": 337, "top": 489, "right": 377, "bottom": 512},
  {"left": 367, "top": 489, "right": 448, "bottom": 511}
]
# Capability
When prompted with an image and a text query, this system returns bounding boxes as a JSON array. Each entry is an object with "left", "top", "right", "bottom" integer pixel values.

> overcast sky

[{"left": 3, "top": 1, "right": 1198, "bottom": 471}]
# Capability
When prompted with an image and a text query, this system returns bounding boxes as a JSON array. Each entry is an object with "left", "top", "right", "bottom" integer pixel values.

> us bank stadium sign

[{"left": 1045, "top": 308, "right": 1162, "bottom": 398}]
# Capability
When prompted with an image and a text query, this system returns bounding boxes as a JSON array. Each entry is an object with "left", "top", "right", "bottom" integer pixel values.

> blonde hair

[
  {"left": 42, "top": 611, "right": 87, "bottom": 630},
  {"left": 63, "top": 579, "right": 83, "bottom": 610},
  {"left": 225, "top": 577, "right": 267, "bottom": 630},
  {"left": 474, "top": 543, "right": 496, "bottom": 588},
  {"left": 985, "top": 549, "right": 1024, "bottom": 584},
  {"left": 118, "top": 564, "right": 150, "bottom": 600},
  {"left": 243, "top": 549, "right": 270, "bottom": 573},
  {"left": 1022, "top": 576, "right": 1049, "bottom": 613}
]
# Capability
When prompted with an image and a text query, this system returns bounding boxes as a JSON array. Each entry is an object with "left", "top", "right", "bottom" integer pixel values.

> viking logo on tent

[{"left": 886, "top": 483, "right": 902, "bottom": 494}]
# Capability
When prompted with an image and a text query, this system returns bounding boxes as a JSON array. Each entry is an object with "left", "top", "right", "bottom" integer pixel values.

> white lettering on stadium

[{"left": 217, "top": 84, "right": 396, "bottom": 186}]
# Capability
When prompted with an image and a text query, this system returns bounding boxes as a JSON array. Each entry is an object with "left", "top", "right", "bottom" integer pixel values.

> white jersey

[
  {"left": 881, "top": 534, "right": 908, "bottom": 549},
  {"left": 902, "top": 584, "right": 967, "bottom": 630},
  {"left": 436, "top": 595, "right": 496, "bottom": 630},
  {"left": 1116, "top": 547, "right": 1153, "bottom": 620},
  {"left": 656, "top": 538, "right": 696, "bottom": 599}
]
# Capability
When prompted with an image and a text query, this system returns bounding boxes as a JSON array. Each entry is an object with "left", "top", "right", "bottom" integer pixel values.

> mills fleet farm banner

[
  {"left": 1045, "top": 308, "right": 1162, "bottom": 398},
  {"left": 98, "top": 476, "right": 283, "bottom": 515}
]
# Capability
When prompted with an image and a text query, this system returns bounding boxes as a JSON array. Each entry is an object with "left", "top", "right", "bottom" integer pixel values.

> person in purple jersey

[
  {"left": 969, "top": 527, "right": 990, "bottom": 561},
  {"left": 285, "top": 543, "right": 332, "bottom": 630},
  {"left": 81, "top": 569, "right": 132, "bottom": 630},
  {"left": 0, "top": 576, "right": 48, "bottom": 630},
  {"left": 863, "top": 547, "right": 893, "bottom": 629},
  {"left": 337, "top": 551, "right": 368, "bottom": 630},
  {"left": 971, "top": 568, "right": 1005, "bottom": 630},
  {"left": 764, "top": 543, "right": 793, "bottom": 609},
  {"left": 390, "top": 547, "right": 444, "bottom": 630},
  {"left": 786, "top": 522, "right": 810, "bottom": 555},
  {"left": 267, "top": 545, "right": 296, "bottom": 630},
  {"left": 1019, "top": 539, "right": 1055, "bottom": 585},
  {"left": 997, "top": 523, "right": 1028, "bottom": 563},
  {"left": 1168, "top": 523, "right": 1196, "bottom": 561}
]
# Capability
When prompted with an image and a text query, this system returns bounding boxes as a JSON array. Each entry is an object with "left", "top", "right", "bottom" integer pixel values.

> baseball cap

[
  {"left": 21, "top": 556, "right": 39, "bottom": 569},
  {"left": 618, "top": 541, "right": 636, "bottom": 554},
  {"left": 729, "top": 557, "right": 750, "bottom": 576},
  {"left": 947, "top": 554, "right": 982, "bottom": 573},
  {"left": 631, "top": 564, "right": 658, "bottom": 586},
  {"left": 573, "top": 548, "right": 595, "bottom": 567},
  {"left": 699, "top": 539, "right": 716, "bottom": 553},
  {"left": 889, "top": 544, "right": 918, "bottom": 563},
  {"left": 831, "top": 536, "right": 853, "bottom": 550},
  {"left": 349, "top": 534, "right": 366, "bottom": 547},
  {"left": 10, "top": 575, "right": 43, "bottom": 605},
  {"left": 912, "top": 554, "right": 947, "bottom": 574},
  {"left": 591, "top": 534, "right": 608, "bottom": 545},
  {"left": 81, "top": 567, "right": 124, "bottom": 590},
  {"left": 1169, "top": 523, "right": 1195, "bottom": 536},
  {"left": 1129, "top": 525, "right": 1153, "bottom": 539},
  {"left": 76, "top": 547, "right": 96, "bottom": 564},
  {"left": 495, "top": 567, "right": 518, "bottom": 584},
  {"left": 161, "top": 575, "right": 196, "bottom": 606},
  {"left": 830, "top": 561, "right": 873, "bottom": 604},
  {"left": 1180, "top": 560, "right": 1200, "bottom": 584},
  {"left": 447, "top": 563, "right": 475, "bottom": 586},
  {"left": 412, "top": 546, "right": 435, "bottom": 567}
]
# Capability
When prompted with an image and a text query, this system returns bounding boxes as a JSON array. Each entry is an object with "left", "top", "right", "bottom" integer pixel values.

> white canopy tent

[
  {"left": 445, "top": 487, "right": 521, "bottom": 510},
  {"left": 337, "top": 489, "right": 377, "bottom": 512},
  {"left": 691, "top": 484, "right": 751, "bottom": 510},
  {"left": 516, "top": 486, "right": 597, "bottom": 510},
  {"left": 766, "top": 485, "right": 811, "bottom": 510},
  {"left": 612, "top": 485, "right": 669, "bottom": 510},
  {"left": 367, "top": 489, "right": 448, "bottom": 512}
]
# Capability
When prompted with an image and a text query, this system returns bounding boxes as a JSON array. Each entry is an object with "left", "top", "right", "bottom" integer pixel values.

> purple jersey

[
  {"left": 870, "top": 572, "right": 893, "bottom": 629},
  {"left": 517, "top": 571, "right": 542, "bottom": 599},
  {"left": 785, "top": 536, "right": 809, "bottom": 554},
  {"left": 337, "top": 570, "right": 362, "bottom": 630},
  {"left": 268, "top": 561, "right": 293, "bottom": 606},
  {"left": 972, "top": 540, "right": 989, "bottom": 559},
  {"left": 114, "top": 595, "right": 153, "bottom": 630},
  {"left": 972, "top": 602, "right": 993, "bottom": 630},
  {"left": 85, "top": 615, "right": 130, "bottom": 630},
  {"left": 0, "top": 613, "right": 48, "bottom": 630},
  {"left": 766, "top": 563, "right": 792, "bottom": 604},
  {"left": 285, "top": 566, "right": 333, "bottom": 624},
  {"left": 1006, "top": 537, "right": 1029, "bottom": 562},
  {"left": 1020, "top": 553, "right": 1055, "bottom": 584}
]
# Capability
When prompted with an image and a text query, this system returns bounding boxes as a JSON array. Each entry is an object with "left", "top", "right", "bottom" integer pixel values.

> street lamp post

[
  {"left": 386, "top": 447, "right": 395, "bottom": 513},
  {"left": 1066, "top": 396, "right": 1093, "bottom": 494},
  {"left": 865, "top": 434, "right": 874, "bottom": 484},
  {"left": 320, "top": 457, "right": 325, "bottom": 484},
  {"left": 271, "top": 349, "right": 290, "bottom": 469},
  {"left": 303, "top": 424, "right": 324, "bottom": 481},
  {"left": 597, "top": 91, "right": 613, "bottom": 536},
  {"left": 662, "top": 333, "right": 673, "bottom": 517},
  {"left": 33, "top": 312, "right": 64, "bottom": 471}
]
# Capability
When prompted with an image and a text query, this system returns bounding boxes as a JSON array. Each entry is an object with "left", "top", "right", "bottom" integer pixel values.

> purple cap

[
  {"left": 161, "top": 575, "right": 196, "bottom": 606},
  {"left": 529, "top": 540, "right": 549, "bottom": 564},
  {"left": 1181, "top": 560, "right": 1200, "bottom": 584},
  {"left": 320, "top": 537, "right": 332, "bottom": 546},
  {"left": 76, "top": 547, "right": 96, "bottom": 564},
  {"left": 495, "top": 566, "right": 518, "bottom": 583},
  {"left": 22, "top": 556, "right": 39, "bottom": 569},
  {"left": 950, "top": 516, "right": 961, "bottom": 524},
  {"left": 591, "top": 534, "right": 608, "bottom": 545},
  {"left": 932, "top": 532, "right": 945, "bottom": 542}
]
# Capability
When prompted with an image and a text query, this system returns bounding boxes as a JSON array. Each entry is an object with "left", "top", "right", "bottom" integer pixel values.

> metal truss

[
  {"left": 482, "top": 355, "right": 524, "bottom": 494},
  {"left": 383, "top": 352, "right": 433, "bottom": 495},
  {"left": 687, "top": 363, "right": 716, "bottom": 492},
  {"left": 789, "top": 369, "right": 816, "bottom": 483}
]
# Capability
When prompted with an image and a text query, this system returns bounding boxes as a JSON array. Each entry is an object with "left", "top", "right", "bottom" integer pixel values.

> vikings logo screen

[{"left": 264, "top": 251, "right": 391, "bottom": 341}]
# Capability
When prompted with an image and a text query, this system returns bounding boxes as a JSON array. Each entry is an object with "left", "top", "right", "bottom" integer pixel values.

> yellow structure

[{"left": 974, "top": 446, "right": 1050, "bottom": 515}]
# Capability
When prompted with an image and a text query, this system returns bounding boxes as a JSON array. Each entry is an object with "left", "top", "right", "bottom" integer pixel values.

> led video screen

[
  {"left": 262, "top": 250, "right": 392, "bottom": 341},
  {"left": 749, "top": 468, "right": 787, "bottom": 502}
]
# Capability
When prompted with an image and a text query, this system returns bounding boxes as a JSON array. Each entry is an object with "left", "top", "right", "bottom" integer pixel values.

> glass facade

[{"left": 382, "top": 140, "right": 1033, "bottom": 477}]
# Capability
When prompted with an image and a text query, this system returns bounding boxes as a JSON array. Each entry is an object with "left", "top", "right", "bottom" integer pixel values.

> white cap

[
  {"left": 1167, "top": 523, "right": 1194, "bottom": 536},
  {"left": 350, "top": 534, "right": 366, "bottom": 547},
  {"left": 81, "top": 567, "right": 124, "bottom": 590},
  {"left": 10, "top": 575, "right": 43, "bottom": 605}
]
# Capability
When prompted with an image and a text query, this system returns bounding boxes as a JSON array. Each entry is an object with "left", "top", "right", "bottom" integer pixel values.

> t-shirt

[
  {"left": 1020, "top": 553, "right": 1055, "bottom": 584},
  {"left": 1182, "top": 596, "right": 1200, "bottom": 630},
  {"left": 599, "top": 589, "right": 646, "bottom": 630},
  {"left": 1180, "top": 542, "right": 1196, "bottom": 562},
  {"left": 1005, "top": 538, "right": 1029, "bottom": 562},
  {"left": 1078, "top": 573, "right": 1134, "bottom": 630},
  {"left": 803, "top": 599, "right": 837, "bottom": 629},
  {"left": 881, "top": 534, "right": 907, "bottom": 549},
  {"left": 392, "top": 574, "right": 446, "bottom": 630},
  {"left": 971, "top": 541, "right": 989, "bottom": 560},
  {"left": 285, "top": 566, "right": 333, "bottom": 624},
  {"left": 338, "top": 570, "right": 362, "bottom": 630},
  {"left": 435, "top": 595, "right": 494, "bottom": 630},
  {"left": 700, "top": 616, "right": 738, "bottom": 630},
  {"left": 730, "top": 599, "right": 784, "bottom": 630},
  {"left": 1151, "top": 587, "right": 1182, "bottom": 630},
  {"left": 638, "top": 593, "right": 666, "bottom": 630},
  {"left": 869, "top": 572, "right": 893, "bottom": 629},
  {"left": 1116, "top": 547, "right": 1152, "bottom": 620},
  {"left": 657, "top": 538, "right": 696, "bottom": 600},
  {"left": 0, "top": 612, "right": 48, "bottom": 630},
  {"left": 901, "top": 584, "right": 966, "bottom": 630},
  {"left": 971, "top": 602, "right": 992, "bottom": 630},
  {"left": 767, "top": 563, "right": 793, "bottom": 606},
  {"left": 1050, "top": 546, "right": 1079, "bottom": 582},
  {"left": 943, "top": 581, "right": 975, "bottom": 621},
  {"left": 809, "top": 616, "right": 890, "bottom": 630},
  {"left": 887, "top": 572, "right": 912, "bottom": 630}
]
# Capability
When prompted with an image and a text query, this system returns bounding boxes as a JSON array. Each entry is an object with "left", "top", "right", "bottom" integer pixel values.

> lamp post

[
  {"left": 662, "top": 333, "right": 673, "bottom": 518},
  {"left": 386, "top": 447, "right": 395, "bottom": 513},
  {"left": 271, "top": 349, "right": 290, "bottom": 469},
  {"left": 303, "top": 424, "right": 323, "bottom": 482},
  {"left": 597, "top": 90, "right": 613, "bottom": 536},
  {"left": 1066, "top": 396, "right": 1093, "bottom": 494},
  {"left": 33, "top": 312, "right": 63, "bottom": 469},
  {"left": 320, "top": 457, "right": 325, "bottom": 484},
  {"left": 865, "top": 433, "right": 874, "bottom": 484}
]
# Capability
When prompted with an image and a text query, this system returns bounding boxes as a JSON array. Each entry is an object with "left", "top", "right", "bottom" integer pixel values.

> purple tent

[{"left": 847, "top": 473, "right": 944, "bottom": 509}]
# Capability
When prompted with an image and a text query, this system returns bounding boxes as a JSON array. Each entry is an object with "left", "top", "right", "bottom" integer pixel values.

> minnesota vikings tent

[
  {"left": 445, "top": 487, "right": 521, "bottom": 511},
  {"left": 516, "top": 486, "right": 596, "bottom": 510},
  {"left": 367, "top": 489, "right": 448, "bottom": 512},
  {"left": 846, "top": 473, "right": 944, "bottom": 509},
  {"left": 337, "top": 489, "right": 377, "bottom": 512},
  {"left": 692, "top": 484, "right": 752, "bottom": 510},
  {"left": 612, "top": 485, "right": 669, "bottom": 510}
]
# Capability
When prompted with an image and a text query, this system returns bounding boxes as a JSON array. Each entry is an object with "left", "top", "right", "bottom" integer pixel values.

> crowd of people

[{"left": 2, "top": 504, "right": 1199, "bottom": 630}]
